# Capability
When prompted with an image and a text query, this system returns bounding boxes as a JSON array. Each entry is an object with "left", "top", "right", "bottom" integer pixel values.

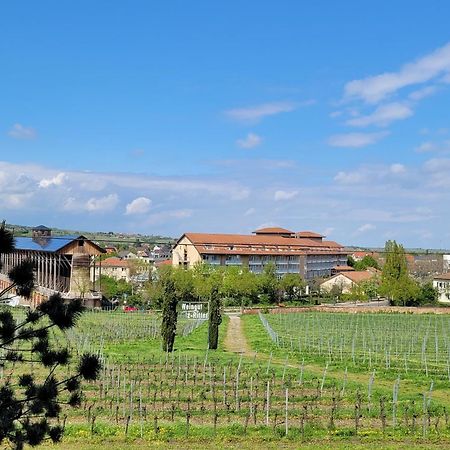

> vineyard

[
  {"left": 3, "top": 307, "right": 450, "bottom": 449},
  {"left": 258, "top": 311, "right": 450, "bottom": 379},
  {"left": 65, "top": 310, "right": 205, "bottom": 353}
]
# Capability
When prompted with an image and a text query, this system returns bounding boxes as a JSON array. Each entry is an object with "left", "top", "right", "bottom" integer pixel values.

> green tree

[
  {"left": 359, "top": 279, "right": 380, "bottom": 299},
  {"left": 279, "top": 273, "right": 306, "bottom": 302},
  {"left": 208, "top": 284, "right": 222, "bottom": 350},
  {"left": 380, "top": 240, "right": 419, "bottom": 306},
  {"left": 344, "top": 282, "right": 369, "bottom": 302},
  {"left": 161, "top": 274, "right": 178, "bottom": 352},
  {"left": 100, "top": 275, "right": 132, "bottom": 300},
  {"left": 354, "top": 255, "right": 380, "bottom": 271},
  {"left": 221, "top": 266, "right": 259, "bottom": 306},
  {"left": 192, "top": 263, "right": 218, "bottom": 300},
  {"left": 258, "top": 262, "right": 279, "bottom": 304},
  {"left": 171, "top": 267, "right": 196, "bottom": 302},
  {"left": 415, "top": 281, "right": 438, "bottom": 306},
  {"left": 146, "top": 279, "right": 164, "bottom": 309},
  {"left": 328, "top": 282, "right": 344, "bottom": 303}
]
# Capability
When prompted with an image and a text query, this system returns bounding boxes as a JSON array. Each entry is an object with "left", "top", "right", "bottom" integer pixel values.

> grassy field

[{"left": 3, "top": 307, "right": 450, "bottom": 449}]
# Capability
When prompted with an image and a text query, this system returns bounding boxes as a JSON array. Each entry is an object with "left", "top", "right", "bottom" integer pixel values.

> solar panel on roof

[{"left": 14, "top": 235, "right": 82, "bottom": 253}]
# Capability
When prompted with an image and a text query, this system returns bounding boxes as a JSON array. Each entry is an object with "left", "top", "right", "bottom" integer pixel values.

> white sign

[{"left": 181, "top": 302, "right": 208, "bottom": 320}]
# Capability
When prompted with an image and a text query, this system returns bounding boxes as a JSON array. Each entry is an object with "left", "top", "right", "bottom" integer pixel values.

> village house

[
  {"left": 433, "top": 273, "right": 450, "bottom": 304},
  {"left": 320, "top": 270, "right": 378, "bottom": 295},
  {"left": 118, "top": 250, "right": 138, "bottom": 260},
  {"left": 92, "top": 256, "right": 131, "bottom": 282}
]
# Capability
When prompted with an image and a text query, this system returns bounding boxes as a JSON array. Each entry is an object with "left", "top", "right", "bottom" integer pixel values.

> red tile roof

[
  {"left": 352, "top": 251, "right": 380, "bottom": 257},
  {"left": 296, "top": 231, "right": 324, "bottom": 238},
  {"left": 342, "top": 271, "right": 376, "bottom": 283},
  {"left": 434, "top": 273, "right": 450, "bottom": 280},
  {"left": 253, "top": 227, "right": 294, "bottom": 235},
  {"left": 179, "top": 232, "right": 346, "bottom": 256},
  {"left": 156, "top": 259, "right": 172, "bottom": 266},
  {"left": 101, "top": 257, "right": 129, "bottom": 268},
  {"left": 334, "top": 265, "right": 355, "bottom": 272}
]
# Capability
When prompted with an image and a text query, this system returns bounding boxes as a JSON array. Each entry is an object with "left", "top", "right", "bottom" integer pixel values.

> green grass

[
  {"left": 36, "top": 421, "right": 450, "bottom": 450},
  {"left": 101, "top": 315, "right": 229, "bottom": 363}
]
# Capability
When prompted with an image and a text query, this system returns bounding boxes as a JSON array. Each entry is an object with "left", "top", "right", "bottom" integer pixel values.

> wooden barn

[{"left": 0, "top": 225, "right": 105, "bottom": 308}]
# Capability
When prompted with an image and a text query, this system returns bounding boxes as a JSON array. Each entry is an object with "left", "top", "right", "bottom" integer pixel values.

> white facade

[
  {"left": 433, "top": 275, "right": 450, "bottom": 304},
  {"left": 443, "top": 255, "right": 450, "bottom": 272}
]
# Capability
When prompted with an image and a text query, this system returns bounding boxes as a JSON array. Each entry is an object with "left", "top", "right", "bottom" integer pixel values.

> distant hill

[
  {"left": 346, "top": 245, "right": 450, "bottom": 255},
  {"left": 6, "top": 223, "right": 175, "bottom": 248}
]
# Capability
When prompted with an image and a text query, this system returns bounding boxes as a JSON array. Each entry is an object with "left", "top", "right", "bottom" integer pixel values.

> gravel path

[{"left": 224, "top": 314, "right": 255, "bottom": 356}]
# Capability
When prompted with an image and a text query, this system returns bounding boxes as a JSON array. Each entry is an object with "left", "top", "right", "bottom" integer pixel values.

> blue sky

[{"left": 1, "top": 1, "right": 450, "bottom": 248}]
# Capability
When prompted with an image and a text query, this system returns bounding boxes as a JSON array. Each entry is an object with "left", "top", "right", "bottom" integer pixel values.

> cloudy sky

[{"left": 1, "top": 1, "right": 450, "bottom": 248}]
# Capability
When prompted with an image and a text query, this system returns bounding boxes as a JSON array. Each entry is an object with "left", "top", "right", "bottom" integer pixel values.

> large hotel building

[{"left": 172, "top": 227, "right": 348, "bottom": 279}]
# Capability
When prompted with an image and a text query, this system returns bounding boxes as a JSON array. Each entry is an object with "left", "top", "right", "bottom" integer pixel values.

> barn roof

[
  {"left": 32, "top": 225, "right": 51, "bottom": 231},
  {"left": 14, "top": 235, "right": 105, "bottom": 254}
]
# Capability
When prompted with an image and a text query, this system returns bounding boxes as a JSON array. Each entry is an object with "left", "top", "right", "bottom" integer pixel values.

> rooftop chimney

[{"left": 32, "top": 225, "right": 52, "bottom": 238}]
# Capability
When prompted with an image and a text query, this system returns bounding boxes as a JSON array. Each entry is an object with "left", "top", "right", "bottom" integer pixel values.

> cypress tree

[
  {"left": 208, "top": 285, "right": 222, "bottom": 350},
  {"left": 161, "top": 277, "right": 178, "bottom": 352}
]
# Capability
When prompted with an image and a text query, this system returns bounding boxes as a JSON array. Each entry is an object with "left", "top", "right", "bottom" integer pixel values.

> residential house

[
  {"left": 118, "top": 251, "right": 138, "bottom": 260},
  {"left": 94, "top": 257, "right": 131, "bottom": 282},
  {"left": 433, "top": 273, "right": 450, "bottom": 304},
  {"left": 320, "top": 270, "right": 378, "bottom": 295}
]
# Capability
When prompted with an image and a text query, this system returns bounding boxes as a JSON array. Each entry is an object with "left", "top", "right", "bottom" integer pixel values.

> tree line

[{"left": 107, "top": 239, "right": 439, "bottom": 309}]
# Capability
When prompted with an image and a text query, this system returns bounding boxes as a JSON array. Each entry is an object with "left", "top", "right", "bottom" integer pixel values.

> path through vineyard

[{"left": 224, "top": 314, "right": 255, "bottom": 356}]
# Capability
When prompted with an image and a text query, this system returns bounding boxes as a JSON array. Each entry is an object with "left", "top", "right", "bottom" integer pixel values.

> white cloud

[
  {"left": 244, "top": 207, "right": 256, "bottom": 216},
  {"left": 415, "top": 141, "right": 435, "bottom": 153},
  {"left": 236, "top": 133, "right": 263, "bottom": 149},
  {"left": 329, "top": 111, "right": 343, "bottom": 118},
  {"left": 1, "top": 193, "right": 33, "bottom": 209},
  {"left": 408, "top": 85, "right": 437, "bottom": 100},
  {"left": 143, "top": 209, "right": 193, "bottom": 225},
  {"left": 125, "top": 197, "right": 152, "bottom": 215},
  {"left": 423, "top": 158, "right": 450, "bottom": 187},
  {"left": 334, "top": 171, "right": 365, "bottom": 184},
  {"left": 356, "top": 223, "right": 376, "bottom": 233},
  {"left": 274, "top": 190, "right": 298, "bottom": 201},
  {"left": 415, "top": 140, "right": 450, "bottom": 154},
  {"left": 344, "top": 42, "right": 450, "bottom": 103},
  {"left": 225, "top": 101, "right": 297, "bottom": 123},
  {"left": 8, "top": 123, "right": 37, "bottom": 140},
  {"left": 390, "top": 163, "right": 406, "bottom": 174},
  {"left": 346, "top": 102, "right": 413, "bottom": 127},
  {"left": 335, "top": 163, "right": 409, "bottom": 186},
  {"left": 39, "top": 172, "right": 66, "bottom": 188},
  {"left": 328, "top": 131, "right": 388, "bottom": 148},
  {"left": 85, "top": 194, "right": 119, "bottom": 212}
]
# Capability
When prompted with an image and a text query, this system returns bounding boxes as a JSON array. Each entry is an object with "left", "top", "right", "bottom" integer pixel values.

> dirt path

[{"left": 224, "top": 314, "right": 256, "bottom": 356}]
